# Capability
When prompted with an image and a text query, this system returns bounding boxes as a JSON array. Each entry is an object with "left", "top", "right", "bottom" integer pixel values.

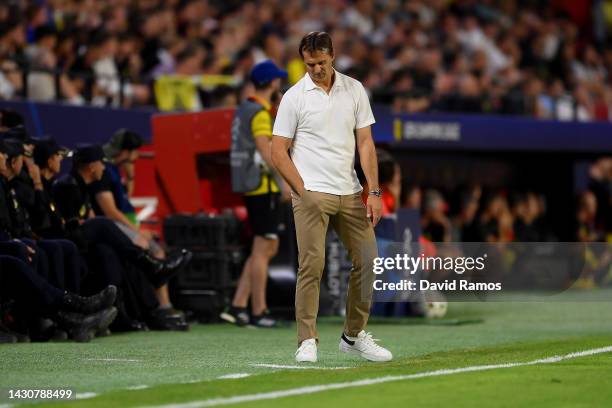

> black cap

[
  {"left": 3, "top": 125, "right": 34, "bottom": 144},
  {"left": 0, "top": 109, "right": 24, "bottom": 128},
  {"left": 1, "top": 138, "right": 25, "bottom": 158},
  {"left": 103, "top": 128, "right": 144, "bottom": 157},
  {"left": 33, "top": 138, "right": 69, "bottom": 168},
  {"left": 73, "top": 144, "right": 105, "bottom": 165}
]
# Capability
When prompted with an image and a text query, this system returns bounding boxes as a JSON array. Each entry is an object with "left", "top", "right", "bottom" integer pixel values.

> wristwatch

[{"left": 368, "top": 188, "right": 382, "bottom": 197}]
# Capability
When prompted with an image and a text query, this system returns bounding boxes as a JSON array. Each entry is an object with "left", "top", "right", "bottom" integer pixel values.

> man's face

[
  {"left": 90, "top": 160, "right": 105, "bottom": 181},
  {"left": 48, "top": 153, "right": 63, "bottom": 174},
  {"left": 128, "top": 150, "right": 139, "bottom": 163},
  {"left": 0, "top": 152, "right": 7, "bottom": 173},
  {"left": 302, "top": 50, "right": 334, "bottom": 85},
  {"left": 10, "top": 155, "right": 23, "bottom": 175},
  {"left": 115, "top": 149, "right": 139, "bottom": 165}
]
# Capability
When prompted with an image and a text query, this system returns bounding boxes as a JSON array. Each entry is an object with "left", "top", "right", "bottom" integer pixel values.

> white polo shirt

[{"left": 273, "top": 70, "right": 375, "bottom": 195}]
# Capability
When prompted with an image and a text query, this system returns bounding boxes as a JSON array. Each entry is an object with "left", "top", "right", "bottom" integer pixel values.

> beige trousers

[{"left": 292, "top": 190, "right": 377, "bottom": 344}]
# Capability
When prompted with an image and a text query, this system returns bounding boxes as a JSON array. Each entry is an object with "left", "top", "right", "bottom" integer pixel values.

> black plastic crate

[
  {"left": 171, "top": 289, "right": 231, "bottom": 323},
  {"left": 173, "top": 250, "right": 244, "bottom": 290},
  {"left": 164, "top": 214, "right": 242, "bottom": 249}
]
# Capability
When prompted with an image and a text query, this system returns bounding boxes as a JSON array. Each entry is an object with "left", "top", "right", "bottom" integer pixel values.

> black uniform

[
  {"left": 0, "top": 172, "right": 82, "bottom": 293},
  {"left": 51, "top": 172, "right": 160, "bottom": 325},
  {"left": 0, "top": 255, "right": 64, "bottom": 312}
]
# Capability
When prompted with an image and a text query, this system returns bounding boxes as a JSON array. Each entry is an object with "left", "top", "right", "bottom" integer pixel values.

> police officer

[
  {"left": 1, "top": 139, "right": 118, "bottom": 342},
  {"left": 0, "top": 255, "right": 119, "bottom": 343},
  {"left": 51, "top": 144, "right": 191, "bottom": 330},
  {"left": 0, "top": 138, "right": 82, "bottom": 293}
]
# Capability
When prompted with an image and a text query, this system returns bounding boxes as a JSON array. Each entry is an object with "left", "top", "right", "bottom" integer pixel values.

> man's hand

[
  {"left": 134, "top": 233, "right": 151, "bottom": 250},
  {"left": 25, "top": 159, "right": 42, "bottom": 186},
  {"left": 14, "top": 239, "right": 36, "bottom": 263},
  {"left": 280, "top": 180, "right": 292, "bottom": 202},
  {"left": 366, "top": 194, "right": 382, "bottom": 227},
  {"left": 140, "top": 229, "right": 154, "bottom": 241}
]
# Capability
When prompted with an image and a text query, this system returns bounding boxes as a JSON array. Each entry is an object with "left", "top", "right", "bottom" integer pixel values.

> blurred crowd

[
  {"left": 373, "top": 150, "right": 612, "bottom": 244},
  {"left": 371, "top": 150, "right": 612, "bottom": 287},
  {"left": 1, "top": 0, "right": 612, "bottom": 120}
]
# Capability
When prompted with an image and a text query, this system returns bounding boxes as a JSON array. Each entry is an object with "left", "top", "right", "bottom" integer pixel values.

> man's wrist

[{"left": 368, "top": 188, "right": 382, "bottom": 197}]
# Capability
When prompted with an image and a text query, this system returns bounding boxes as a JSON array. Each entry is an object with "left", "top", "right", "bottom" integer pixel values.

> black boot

[
  {"left": 135, "top": 252, "right": 165, "bottom": 275},
  {"left": 29, "top": 318, "right": 66, "bottom": 342},
  {"left": 55, "top": 307, "right": 118, "bottom": 343},
  {"left": 109, "top": 298, "right": 149, "bottom": 333},
  {"left": 147, "top": 249, "right": 193, "bottom": 288},
  {"left": 62, "top": 285, "right": 117, "bottom": 315},
  {"left": 147, "top": 307, "right": 190, "bottom": 331}
]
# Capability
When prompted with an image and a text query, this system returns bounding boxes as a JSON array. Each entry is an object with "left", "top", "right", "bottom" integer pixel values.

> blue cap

[{"left": 250, "top": 60, "right": 287, "bottom": 86}]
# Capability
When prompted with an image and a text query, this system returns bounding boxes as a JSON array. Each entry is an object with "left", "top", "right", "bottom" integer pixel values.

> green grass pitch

[{"left": 1, "top": 290, "right": 612, "bottom": 407}]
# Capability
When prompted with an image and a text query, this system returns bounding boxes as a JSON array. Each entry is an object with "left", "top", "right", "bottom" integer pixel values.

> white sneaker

[
  {"left": 339, "top": 331, "right": 393, "bottom": 362},
  {"left": 295, "top": 338, "right": 317, "bottom": 362}
]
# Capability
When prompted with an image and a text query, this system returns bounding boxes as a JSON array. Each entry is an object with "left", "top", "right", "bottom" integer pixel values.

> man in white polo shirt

[{"left": 271, "top": 31, "right": 392, "bottom": 363}]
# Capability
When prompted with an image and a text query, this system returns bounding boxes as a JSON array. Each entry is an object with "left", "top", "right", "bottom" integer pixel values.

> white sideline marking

[
  {"left": 0, "top": 403, "right": 13, "bottom": 408},
  {"left": 85, "top": 358, "right": 142, "bottom": 362},
  {"left": 127, "top": 385, "right": 150, "bottom": 390},
  {"left": 141, "top": 345, "right": 612, "bottom": 408},
  {"left": 251, "top": 364, "right": 350, "bottom": 370},
  {"left": 217, "top": 373, "right": 251, "bottom": 379},
  {"left": 75, "top": 392, "right": 98, "bottom": 399}
]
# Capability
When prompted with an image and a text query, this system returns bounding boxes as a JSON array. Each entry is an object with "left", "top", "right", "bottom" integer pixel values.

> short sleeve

[
  {"left": 272, "top": 93, "right": 298, "bottom": 138},
  {"left": 51, "top": 180, "right": 81, "bottom": 221},
  {"left": 355, "top": 83, "right": 375, "bottom": 129},
  {"left": 88, "top": 168, "right": 113, "bottom": 196},
  {"left": 251, "top": 110, "right": 273, "bottom": 138}
]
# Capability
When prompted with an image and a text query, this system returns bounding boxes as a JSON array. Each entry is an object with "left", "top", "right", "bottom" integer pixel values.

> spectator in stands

[
  {"left": 371, "top": 149, "right": 401, "bottom": 216},
  {"left": 478, "top": 191, "right": 514, "bottom": 242},
  {"left": 588, "top": 157, "right": 612, "bottom": 237},
  {"left": 422, "top": 189, "right": 451, "bottom": 242},
  {"left": 511, "top": 192, "right": 540, "bottom": 242},
  {"left": 0, "top": 58, "right": 22, "bottom": 100},
  {"left": 576, "top": 190, "right": 603, "bottom": 242},
  {"left": 401, "top": 182, "right": 422, "bottom": 210},
  {"left": 451, "top": 185, "right": 481, "bottom": 242},
  {"left": 90, "top": 31, "right": 149, "bottom": 107},
  {"left": 0, "top": 0, "right": 609, "bottom": 120}
]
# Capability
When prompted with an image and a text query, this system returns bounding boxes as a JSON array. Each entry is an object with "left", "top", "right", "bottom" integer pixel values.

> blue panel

[
  {"left": 0, "top": 101, "right": 154, "bottom": 147},
  {"left": 372, "top": 106, "right": 612, "bottom": 152},
  {"left": 2, "top": 101, "right": 611, "bottom": 152}
]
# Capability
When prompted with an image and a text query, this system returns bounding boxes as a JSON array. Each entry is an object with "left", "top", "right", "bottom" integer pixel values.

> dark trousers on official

[
  {"left": 81, "top": 217, "right": 144, "bottom": 260},
  {"left": 0, "top": 255, "right": 64, "bottom": 313}
]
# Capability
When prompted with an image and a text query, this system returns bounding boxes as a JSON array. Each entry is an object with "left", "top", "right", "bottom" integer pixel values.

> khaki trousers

[{"left": 292, "top": 190, "right": 377, "bottom": 344}]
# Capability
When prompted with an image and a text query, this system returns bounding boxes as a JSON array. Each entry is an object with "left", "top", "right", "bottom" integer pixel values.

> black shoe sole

[{"left": 70, "top": 307, "right": 118, "bottom": 343}]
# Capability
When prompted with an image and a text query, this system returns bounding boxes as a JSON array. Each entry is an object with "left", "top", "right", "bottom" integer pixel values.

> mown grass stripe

[{"left": 141, "top": 345, "right": 612, "bottom": 408}]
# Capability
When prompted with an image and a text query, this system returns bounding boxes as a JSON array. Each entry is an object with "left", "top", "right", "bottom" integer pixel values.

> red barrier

[{"left": 151, "top": 108, "right": 243, "bottom": 219}]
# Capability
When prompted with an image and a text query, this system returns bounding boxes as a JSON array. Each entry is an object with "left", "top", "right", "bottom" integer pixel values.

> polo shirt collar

[{"left": 303, "top": 69, "right": 343, "bottom": 92}]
